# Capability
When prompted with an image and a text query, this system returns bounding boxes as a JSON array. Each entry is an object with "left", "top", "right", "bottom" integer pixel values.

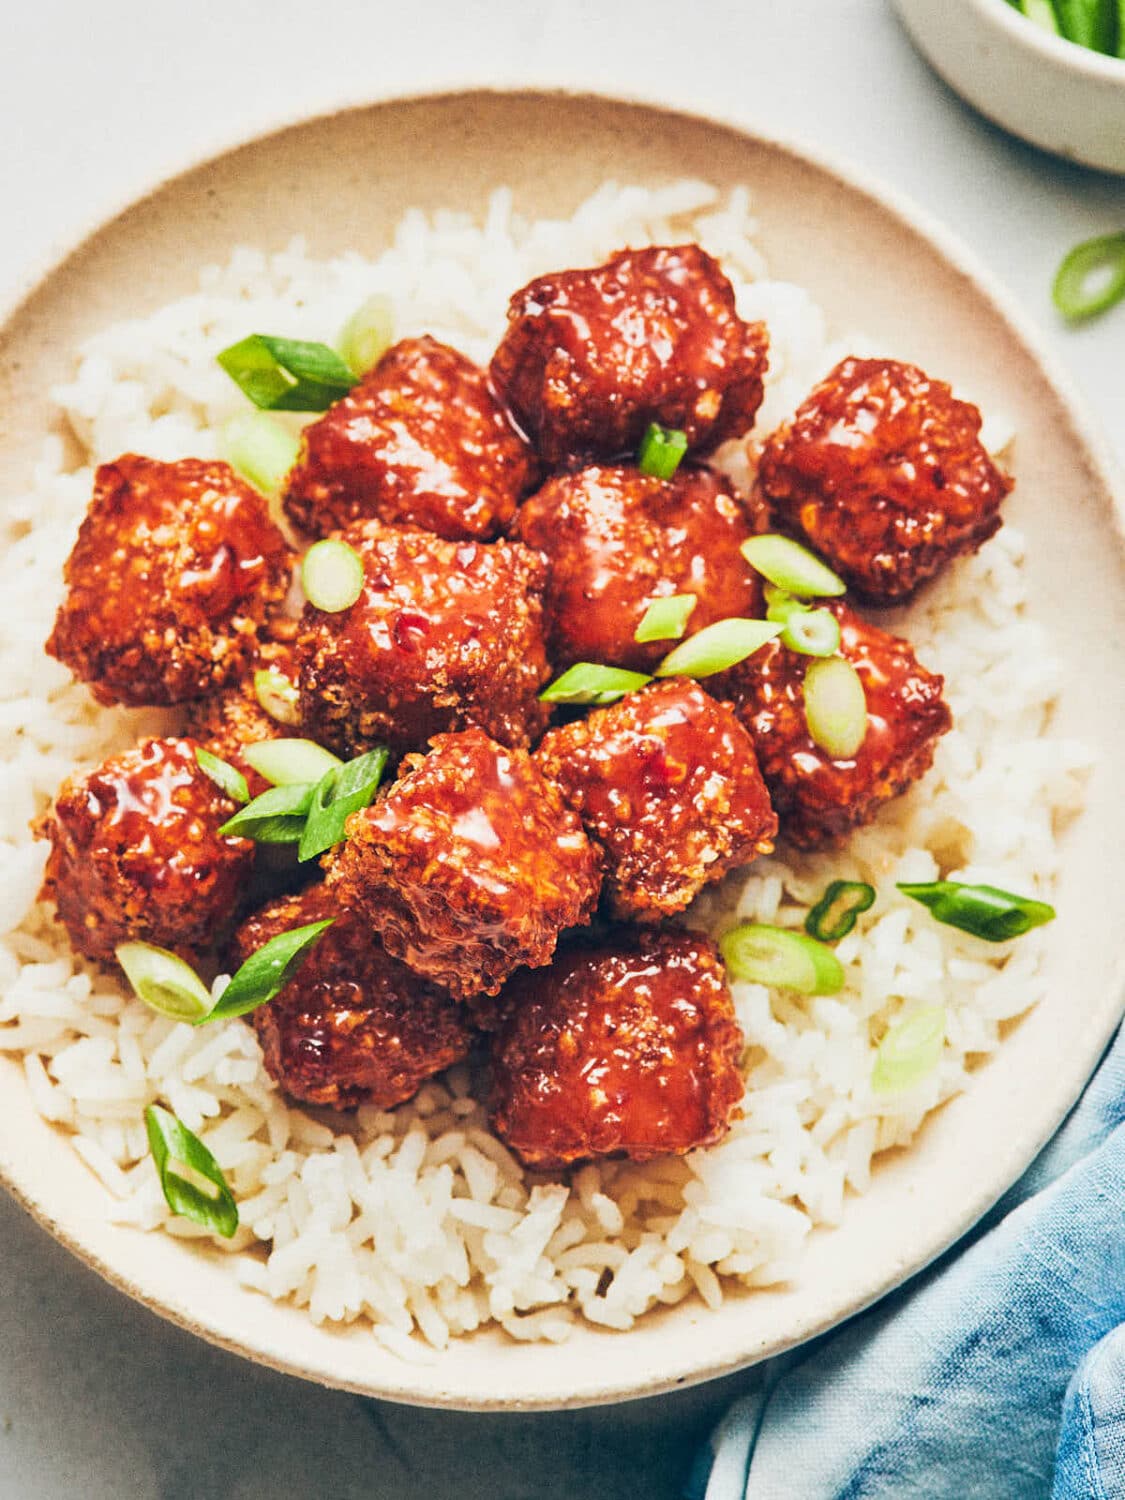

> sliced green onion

[
  {"left": 218, "top": 781, "right": 315, "bottom": 843},
  {"left": 805, "top": 880, "right": 876, "bottom": 942},
  {"left": 193, "top": 746, "right": 249, "bottom": 806},
  {"left": 1019, "top": 0, "right": 1062, "bottom": 31},
  {"left": 897, "top": 881, "right": 1056, "bottom": 942},
  {"left": 539, "top": 663, "right": 653, "bottom": 706},
  {"left": 654, "top": 619, "right": 782, "bottom": 679},
  {"left": 740, "top": 535, "right": 846, "bottom": 598},
  {"left": 634, "top": 594, "right": 698, "bottom": 644},
  {"left": 242, "top": 738, "right": 342, "bottom": 787},
  {"left": 720, "top": 923, "right": 845, "bottom": 995},
  {"left": 338, "top": 295, "right": 395, "bottom": 378},
  {"left": 763, "top": 583, "right": 806, "bottom": 625},
  {"left": 145, "top": 1104, "right": 239, "bottom": 1238},
  {"left": 217, "top": 334, "right": 355, "bottom": 412},
  {"left": 872, "top": 1006, "right": 946, "bottom": 1095},
  {"left": 254, "top": 667, "right": 301, "bottom": 727},
  {"left": 803, "top": 656, "right": 868, "bottom": 759},
  {"left": 301, "top": 538, "right": 365, "bottom": 612},
  {"left": 780, "top": 607, "right": 841, "bottom": 658},
  {"left": 298, "top": 747, "right": 389, "bottom": 862},
  {"left": 116, "top": 943, "right": 213, "bottom": 1023},
  {"left": 219, "top": 412, "right": 301, "bottom": 499},
  {"left": 1052, "top": 233, "right": 1125, "bottom": 322},
  {"left": 637, "top": 422, "right": 688, "bottom": 480},
  {"left": 208, "top": 918, "right": 334, "bottom": 1021},
  {"left": 1053, "top": 0, "right": 1115, "bottom": 49}
]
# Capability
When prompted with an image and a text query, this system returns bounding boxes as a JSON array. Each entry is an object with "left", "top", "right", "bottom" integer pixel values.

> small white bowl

[{"left": 895, "top": 0, "right": 1125, "bottom": 174}]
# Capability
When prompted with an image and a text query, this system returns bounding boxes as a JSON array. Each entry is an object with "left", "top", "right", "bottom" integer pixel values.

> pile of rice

[{"left": 0, "top": 181, "right": 1091, "bottom": 1354}]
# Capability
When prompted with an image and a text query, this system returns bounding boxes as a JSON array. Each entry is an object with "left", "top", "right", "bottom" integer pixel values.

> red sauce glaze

[
  {"left": 183, "top": 637, "right": 300, "bottom": 800},
  {"left": 328, "top": 728, "right": 602, "bottom": 1001},
  {"left": 510, "top": 463, "right": 768, "bottom": 673},
  {"left": 284, "top": 337, "right": 539, "bottom": 542},
  {"left": 46, "top": 456, "right": 292, "bottom": 706},
  {"left": 232, "top": 885, "right": 473, "bottom": 1111},
  {"left": 39, "top": 736, "right": 255, "bottom": 964},
  {"left": 727, "top": 601, "right": 953, "bottom": 848},
  {"left": 757, "top": 358, "right": 1012, "bottom": 603},
  {"left": 295, "top": 521, "right": 552, "bottom": 759},
  {"left": 488, "top": 929, "right": 745, "bottom": 1169},
  {"left": 535, "top": 679, "right": 777, "bottom": 921},
  {"left": 490, "top": 245, "right": 769, "bottom": 465}
]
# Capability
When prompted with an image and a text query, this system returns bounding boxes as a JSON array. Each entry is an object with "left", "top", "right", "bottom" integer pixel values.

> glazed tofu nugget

[
  {"left": 232, "top": 885, "right": 472, "bottom": 1111},
  {"left": 511, "top": 463, "right": 767, "bottom": 673},
  {"left": 296, "top": 521, "right": 551, "bottom": 759},
  {"left": 489, "top": 930, "right": 745, "bottom": 1170},
  {"left": 184, "top": 638, "right": 300, "bottom": 799},
  {"left": 535, "top": 679, "right": 776, "bottom": 920},
  {"left": 758, "top": 358, "right": 1012, "bottom": 602},
  {"left": 39, "top": 737, "right": 255, "bottom": 965},
  {"left": 284, "top": 336, "right": 538, "bottom": 542},
  {"left": 46, "top": 456, "right": 291, "bottom": 706},
  {"left": 730, "top": 602, "right": 952, "bottom": 847},
  {"left": 490, "top": 245, "right": 769, "bottom": 464},
  {"left": 329, "top": 729, "right": 601, "bottom": 1000}
]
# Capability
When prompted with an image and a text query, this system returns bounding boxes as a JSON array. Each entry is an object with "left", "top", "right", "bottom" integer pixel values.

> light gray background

[{"left": 1, "top": 3, "right": 1122, "bottom": 1497}]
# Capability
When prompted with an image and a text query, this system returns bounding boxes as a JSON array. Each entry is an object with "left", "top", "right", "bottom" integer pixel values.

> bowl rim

[
  {"left": 970, "top": 0, "right": 1125, "bottom": 77},
  {"left": 1, "top": 83, "right": 1123, "bottom": 1409}
]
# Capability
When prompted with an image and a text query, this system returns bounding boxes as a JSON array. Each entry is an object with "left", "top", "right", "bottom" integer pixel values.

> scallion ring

[
  {"left": 539, "top": 663, "right": 653, "bottom": 706},
  {"left": 193, "top": 746, "right": 249, "bottom": 806},
  {"left": 805, "top": 880, "right": 876, "bottom": 942},
  {"left": 803, "top": 656, "right": 868, "bottom": 759},
  {"left": 872, "top": 1006, "right": 946, "bottom": 1095},
  {"left": 763, "top": 583, "right": 807, "bottom": 625},
  {"left": 116, "top": 943, "right": 214, "bottom": 1023},
  {"left": 637, "top": 422, "right": 688, "bottom": 480},
  {"left": 298, "top": 747, "right": 389, "bottom": 861},
  {"left": 217, "top": 334, "right": 356, "bottom": 412},
  {"left": 781, "top": 606, "right": 841, "bottom": 658},
  {"left": 218, "top": 781, "right": 315, "bottom": 843},
  {"left": 145, "top": 1104, "right": 239, "bottom": 1238},
  {"left": 301, "top": 538, "right": 365, "bottom": 613},
  {"left": 654, "top": 619, "right": 782, "bottom": 679},
  {"left": 242, "top": 738, "right": 343, "bottom": 787},
  {"left": 1052, "top": 232, "right": 1125, "bottom": 322},
  {"left": 338, "top": 295, "right": 395, "bottom": 377},
  {"left": 219, "top": 412, "right": 300, "bottom": 499},
  {"left": 720, "top": 923, "right": 845, "bottom": 995},
  {"left": 634, "top": 594, "right": 698, "bottom": 644},
  {"left": 208, "top": 918, "right": 334, "bottom": 1022},
  {"left": 254, "top": 667, "right": 301, "bottom": 726},
  {"left": 897, "top": 881, "right": 1056, "bottom": 942},
  {"left": 740, "top": 535, "right": 846, "bottom": 598}
]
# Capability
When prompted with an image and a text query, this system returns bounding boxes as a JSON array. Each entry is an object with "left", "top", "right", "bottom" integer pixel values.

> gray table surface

[{"left": 2, "top": 3, "right": 1122, "bottom": 1497}]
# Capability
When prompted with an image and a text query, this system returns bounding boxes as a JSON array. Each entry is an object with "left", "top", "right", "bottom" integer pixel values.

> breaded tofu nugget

[
  {"left": 757, "top": 358, "right": 1012, "bottom": 603},
  {"left": 510, "top": 463, "right": 766, "bottom": 673},
  {"left": 534, "top": 679, "right": 776, "bottom": 920},
  {"left": 489, "top": 929, "right": 744, "bottom": 1169},
  {"left": 296, "top": 521, "right": 551, "bottom": 759},
  {"left": 232, "top": 885, "right": 473, "bottom": 1111},
  {"left": 39, "top": 736, "right": 254, "bottom": 964},
  {"left": 46, "top": 455, "right": 291, "bottom": 706},
  {"left": 329, "top": 728, "right": 601, "bottom": 1000},
  {"left": 729, "top": 602, "right": 952, "bottom": 847},
  {"left": 284, "top": 336, "right": 538, "bottom": 542}
]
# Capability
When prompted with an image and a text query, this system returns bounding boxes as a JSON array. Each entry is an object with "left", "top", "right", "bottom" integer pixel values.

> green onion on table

[{"left": 1053, "top": 232, "right": 1125, "bottom": 321}]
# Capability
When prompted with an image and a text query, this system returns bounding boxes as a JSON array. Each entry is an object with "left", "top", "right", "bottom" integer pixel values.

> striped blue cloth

[{"left": 688, "top": 1024, "right": 1125, "bottom": 1500}]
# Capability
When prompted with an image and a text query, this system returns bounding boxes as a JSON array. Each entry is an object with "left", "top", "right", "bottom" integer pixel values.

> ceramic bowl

[
  {"left": 895, "top": 0, "right": 1125, "bottom": 173},
  {"left": 0, "top": 89, "right": 1122, "bottom": 1410}
]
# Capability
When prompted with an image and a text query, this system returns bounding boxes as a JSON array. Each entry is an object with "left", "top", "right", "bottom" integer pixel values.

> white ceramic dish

[
  {"left": 0, "top": 89, "right": 1122, "bottom": 1410},
  {"left": 895, "top": 0, "right": 1125, "bottom": 174}
]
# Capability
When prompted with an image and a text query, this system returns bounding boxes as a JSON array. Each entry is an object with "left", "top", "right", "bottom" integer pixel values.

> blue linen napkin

[{"left": 688, "top": 1023, "right": 1125, "bottom": 1500}]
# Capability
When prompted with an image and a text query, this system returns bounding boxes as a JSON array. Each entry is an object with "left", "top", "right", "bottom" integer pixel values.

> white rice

[{"left": 0, "top": 181, "right": 1091, "bottom": 1348}]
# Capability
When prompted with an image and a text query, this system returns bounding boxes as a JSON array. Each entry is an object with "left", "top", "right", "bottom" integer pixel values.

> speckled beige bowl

[{"left": 0, "top": 90, "right": 1122, "bottom": 1410}]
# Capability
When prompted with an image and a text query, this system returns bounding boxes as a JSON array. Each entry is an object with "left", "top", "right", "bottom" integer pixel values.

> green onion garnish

[
  {"left": 720, "top": 923, "right": 845, "bottom": 995},
  {"left": 897, "top": 881, "right": 1056, "bottom": 942},
  {"left": 301, "top": 538, "right": 365, "bottom": 613},
  {"left": 805, "top": 880, "right": 877, "bottom": 942},
  {"left": 539, "top": 663, "right": 653, "bottom": 706},
  {"left": 298, "top": 747, "right": 389, "bottom": 862},
  {"left": 637, "top": 422, "right": 688, "bottom": 480},
  {"left": 217, "top": 334, "right": 356, "bottom": 412},
  {"left": 242, "top": 738, "right": 343, "bottom": 787},
  {"left": 219, "top": 412, "right": 301, "bottom": 499},
  {"left": 634, "top": 594, "right": 698, "bottom": 644},
  {"left": 763, "top": 583, "right": 806, "bottom": 625},
  {"left": 653, "top": 619, "right": 783, "bottom": 679},
  {"left": 193, "top": 746, "right": 249, "bottom": 806},
  {"left": 780, "top": 606, "right": 841, "bottom": 658},
  {"left": 218, "top": 781, "right": 315, "bottom": 843},
  {"left": 208, "top": 918, "right": 334, "bottom": 1022},
  {"left": 1052, "top": 232, "right": 1125, "bottom": 322},
  {"left": 740, "top": 535, "right": 846, "bottom": 598},
  {"left": 254, "top": 668, "right": 301, "bottom": 727},
  {"left": 803, "top": 656, "right": 868, "bottom": 759},
  {"left": 145, "top": 1104, "right": 239, "bottom": 1238},
  {"left": 338, "top": 295, "right": 395, "bottom": 378},
  {"left": 116, "top": 943, "right": 214, "bottom": 1023},
  {"left": 872, "top": 1006, "right": 946, "bottom": 1095}
]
